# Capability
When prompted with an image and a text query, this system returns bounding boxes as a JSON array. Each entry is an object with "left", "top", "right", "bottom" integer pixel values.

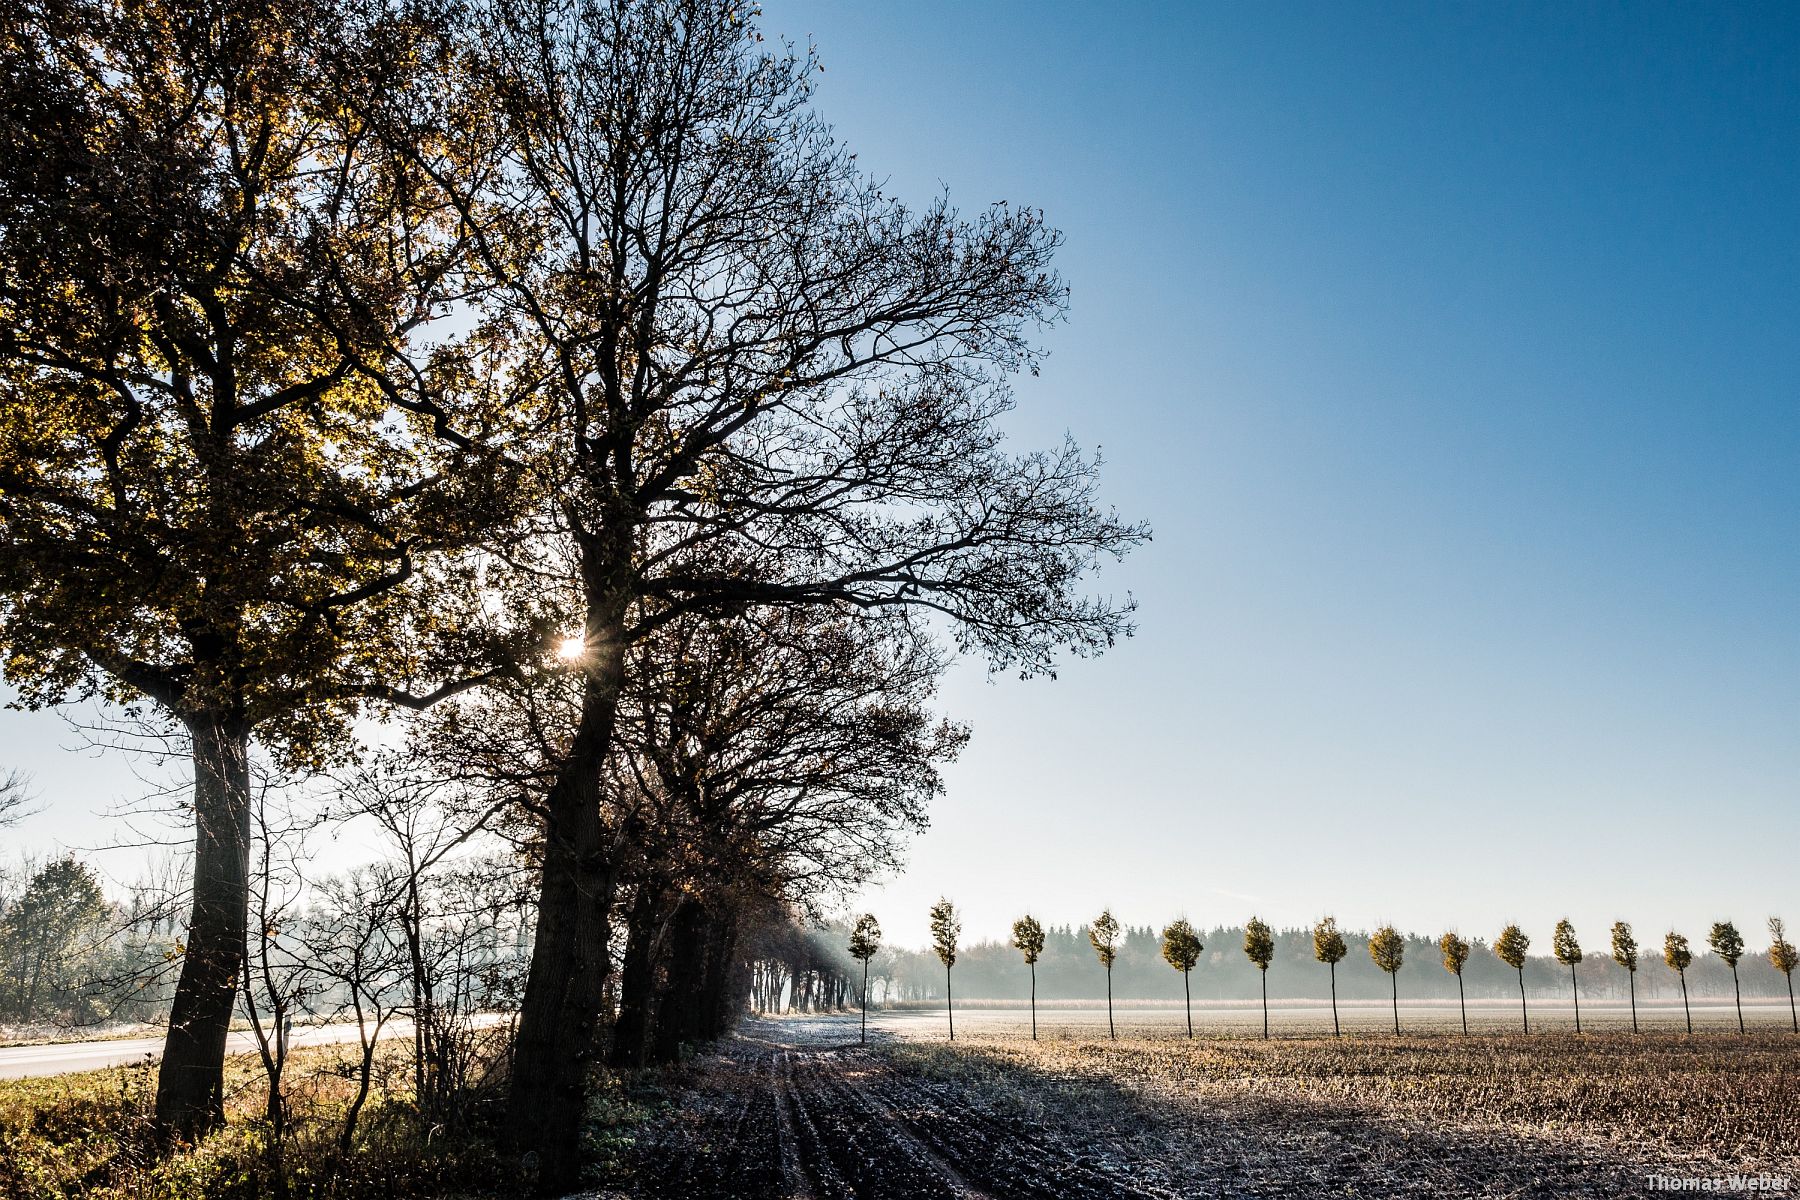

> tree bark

[
  {"left": 1329, "top": 962, "right": 1339, "bottom": 1037},
  {"left": 1029, "top": 961, "right": 1037, "bottom": 1040},
  {"left": 1456, "top": 972, "right": 1466, "bottom": 1035},
  {"left": 507, "top": 601, "right": 629, "bottom": 1193},
  {"left": 154, "top": 713, "right": 251, "bottom": 1141},
  {"left": 1517, "top": 967, "right": 1529, "bottom": 1034},
  {"left": 1570, "top": 963, "right": 1581, "bottom": 1033},
  {"left": 650, "top": 899, "right": 706, "bottom": 1065},
  {"left": 1731, "top": 966, "right": 1743, "bottom": 1035},
  {"left": 1105, "top": 966, "right": 1114, "bottom": 1040},
  {"left": 609, "top": 884, "right": 664, "bottom": 1069},
  {"left": 1628, "top": 969, "right": 1638, "bottom": 1032},
  {"left": 1260, "top": 969, "right": 1268, "bottom": 1039},
  {"left": 1390, "top": 970, "right": 1399, "bottom": 1035},
  {"left": 1679, "top": 972, "right": 1691, "bottom": 1033},
  {"left": 946, "top": 963, "right": 954, "bottom": 1042}
]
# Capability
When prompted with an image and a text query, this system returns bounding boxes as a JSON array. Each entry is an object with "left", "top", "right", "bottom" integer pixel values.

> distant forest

[{"left": 754, "top": 919, "right": 1796, "bottom": 1008}]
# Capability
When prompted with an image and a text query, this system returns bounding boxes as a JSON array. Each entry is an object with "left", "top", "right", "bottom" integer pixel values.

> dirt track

[{"left": 617, "top": 1017, "right": 1734, "bottom": 1198}]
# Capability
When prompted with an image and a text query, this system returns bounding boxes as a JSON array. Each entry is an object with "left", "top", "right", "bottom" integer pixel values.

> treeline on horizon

[{"left": 748, "top": 918, "right": 1797, "bottom": 1007}]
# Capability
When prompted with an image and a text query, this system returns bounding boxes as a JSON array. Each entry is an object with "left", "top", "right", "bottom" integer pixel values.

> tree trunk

[
  {"left": 1106, "top": 966, "right": 1115, "bottom": 1039},
  {"left": 506, "top": 611, "right": 628, "bottom": 1194},
  {"left": 1029, "top": 961, "right": 1037, "bottom": 1040},
  {"left": 154, "top": 713, "right": 251, "bottom": 1141},
  {"left": 1390, "top": 970, "right": 1399, "bottom": 1035},
  {"left": 860, "top": 959, "right": 868, "bottom": 1044},
  {"left": 1456, "top": 972, "right": 1466, "bottom": 1034},
  {"left": 1785, "top": 972, "right": 1796, "bottom": 1033},
  {"left": 650, "top": 900, "right": 707, "bottom": 1065},
  {"left": 1731, "top": 965, "right": 1743, "bottom": 1034},
  {"left": 1183, "top": 968, "right": 1192, "bottom": 1038},
  {"left": 1628, "top": 969, "right": 1638, "bottom": 1032},
  {"left": 609, "top": 884, "right": 664, "bottom": 1069},
  {"left": 1679, "top": 972, "right": 1691, "bottom": 1033},
  {"left": 946, "top": 963, "right": 954, "bottom": 1042},
  {"left": 1570, "top": 963, "right": 1581, "bottom": 1033},
  {"left": 1517, "top": 967, "right": 1528, "bottom": 1034},
  {"left": 1260, "top": 968, "right": 1268, "bottom": 1039},
  {"left": 1329, "top": 962, "right": 1339, "bottom": 1037}
]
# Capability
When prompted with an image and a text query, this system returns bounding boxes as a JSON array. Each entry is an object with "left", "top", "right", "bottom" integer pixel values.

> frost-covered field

[{"left": 622, "top": 1013, "right": 1800, "bottom": 1198}]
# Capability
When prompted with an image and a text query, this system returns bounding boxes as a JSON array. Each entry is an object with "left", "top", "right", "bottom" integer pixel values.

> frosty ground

[{"left": 614, "top": 1009, "right": 1800, "bottom": 1199}]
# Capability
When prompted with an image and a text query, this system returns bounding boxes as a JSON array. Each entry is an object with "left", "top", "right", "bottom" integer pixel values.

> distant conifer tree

[
  {"left": 1369, "top": 925, "right": 1406, "bottom": 1035},
  {"left": 1313, "top": 918, "right": 1348, "bottom": 1037},
  {"left": 1768, "top": 917, "right": 1797, "bottom": 1034},
  {"left": 1244, "top": 917, "right": 1275, "bottom": 1039},
  {"left": 1664, "top": 931, "right": 1693, "bottom": 1034},
  {"left": 848, "top": 915, "right": 882, "bottom": 1045},
  {"left": 1611, "top": 921, "right": 1640, "bottom": 1033},
  {"left": 1708, "top": 921, "right": 1747, "bottom": 1035},
  {"left": 1089, "top": 910, "right": 1122, "bottom": 1040},
  {"left": 1161, "top": 918, "right": 1204, "bottom": 1038},
  {"left": 929, "top": 899, "right": 960, "bottom": 1041},
  {"left": 1438, "top": 932, "right": 1472, "bottom": 1034},
  {"left": 1011, "top": 915, "right": 1046, "bottom": 1040},
  {"left": 1496, "top": 924, "right": 1531, "bottom": 1033},
  {"left": 1552, "top": 919, "right": 1584, "bottom": 1033}
]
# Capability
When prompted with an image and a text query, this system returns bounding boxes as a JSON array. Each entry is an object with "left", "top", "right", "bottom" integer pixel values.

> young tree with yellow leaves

[
  {"left": 1664, "top": 931, "right": 1693, "bottom": 1033},
  {"left": 1161, "top": 918, "right": 1204, "bottom": 1039},
  {"left": 1313, "top": 918, "right": 1347, "bottom": 1037},
  {"left": 1089, "top": 910, "right": 1122, "bottom": 1040},
  {"left": 1553, "top": 919, "right": 1583, "bottom": 1033},
  {"left": 930, "top": 899, "right": 961, "bottom": 1042},
  {"left": 848, "top": 915, "right": 882, "bottom": 1045},
  {"left": 1244, "top": 917, "right": 1275, "bottom": 1039},
  {"left": 1496, "top": 924, "right": 1531, "bottom": 1033},
  {"left": 1438, "top": 932, "right": 1471, "bottom": 1035},
  {"left": 1611, "top": 922, "right": 1640, "bottom": 1033},
  {"left": 1768, "top": 918, "right": 1797, "bottom": 1034},
  {"left": 1369, "top": 925, "right": 1406, "bottom": 1035},
  {"left": 1709, "top": 921, "right": 1746, "bottom": 1035},
  {"left": 1012, "top": 915, "right": 1046, "bottom": 1041}
]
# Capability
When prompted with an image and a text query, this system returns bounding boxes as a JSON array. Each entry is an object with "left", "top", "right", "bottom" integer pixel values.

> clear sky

[{"left": 4, "top": 2, "right": 1797, "bottom": 954}]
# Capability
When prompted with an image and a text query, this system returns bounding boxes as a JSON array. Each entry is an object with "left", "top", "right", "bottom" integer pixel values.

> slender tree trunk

[
  {"left": 1679, "top": 971, "right": 1691, "bottom": 1033},
  {"left": 1106, "top": 966, "right": 1115, "bottom": 1040},
  {"left": 1183, "top": 968, "right": 1193, "bottom": 1038},
  {"left": 1628, "top": 969, "right": 1638, "bottom": 1032},
  {"left": 860, "top": 959, "right": 868, "bottom": 1045},
  {"left": 1456, "top": 972, "right": 1467, "bottom": 1034},
  {"left": 1731, "top": 965, "right": 1743, "bottom": 1034},
  {"left": 1785, "top": 972, "right": 1796, "bottom": 1033},
  {"left": 1329, "top": 962, "right": 1339, "bottom": 1037},
  {"left": 1260, "top": 968, "right": 1268, "bottom": 1039},
  {"left": 946, "top": 963, "right": 954, "bottom": 1042},
  {"left": 1030, "top": 961, "right": 1037, "bottom": 1041},
  {"left": 1517, "top": 966, "right": 1528, "bottom": 1034},
  {"left": 1390, "top": 971, "right": 1399, "bottom": 1035},
  {"left": 154, "top": 713, "right": 251, "bottom": 1141},
  {"left": 507, "top": 604, "right": 628, "bottom": 1194},
  {"left": 1570, "top": 964, "right": 1581, "bottom": 1033}
]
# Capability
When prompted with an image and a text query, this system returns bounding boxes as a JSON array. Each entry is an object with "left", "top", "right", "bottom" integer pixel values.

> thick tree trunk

[
  {"left": 507, "top": 606, "right": 628, "bottom": 1193},
  {"left": 650, "top": 899, "right": 706, "bottom": 1065},
  {"left": 609, "top": 884, "right": 664, "bottom": 1069},
  {"left": 154, "top": 713, "right": 251, "bottom": 1141}
]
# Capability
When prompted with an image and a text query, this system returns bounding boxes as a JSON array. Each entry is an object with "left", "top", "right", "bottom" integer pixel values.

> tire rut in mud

[{"left": 624, "top": 1038, "right": 1165, "bottom": 1199}]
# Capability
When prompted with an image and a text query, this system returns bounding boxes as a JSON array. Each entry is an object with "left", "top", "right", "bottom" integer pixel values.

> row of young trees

[
  {"left": 880, "top": 904, "right": 1800, "bottom": 1042},
  {"left": 0, "top": 0, "right": 1141, "bottom": 1189}
]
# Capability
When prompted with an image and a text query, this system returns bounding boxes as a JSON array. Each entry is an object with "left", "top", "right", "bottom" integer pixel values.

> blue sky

[{"left": 4, "top": 2, "right": 1796, "bottom": 953}]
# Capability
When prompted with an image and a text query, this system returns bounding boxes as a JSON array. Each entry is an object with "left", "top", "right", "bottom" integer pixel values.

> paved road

[{"left": 0, "top": 1019, "right": 455, "bottom": 1080}]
